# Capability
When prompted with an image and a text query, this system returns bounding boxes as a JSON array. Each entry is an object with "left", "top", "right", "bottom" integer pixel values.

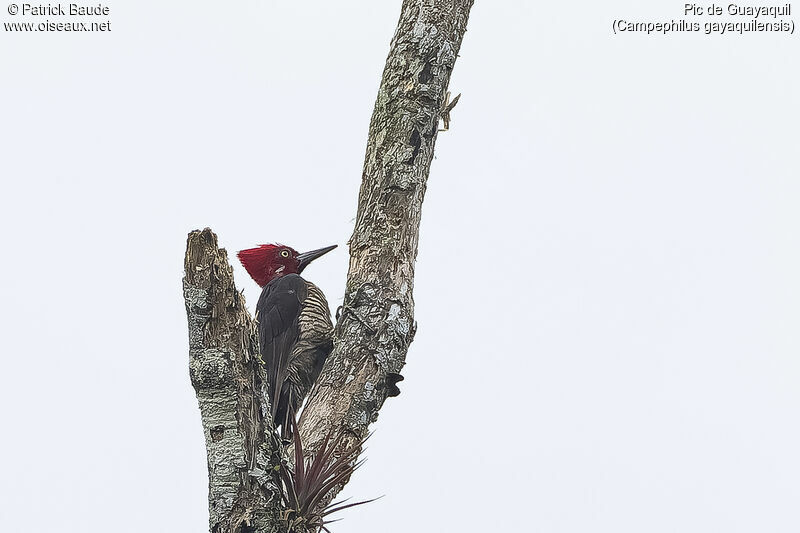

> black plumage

[{"left": 256, "top": 273, "right": 333, "bottom": 434}]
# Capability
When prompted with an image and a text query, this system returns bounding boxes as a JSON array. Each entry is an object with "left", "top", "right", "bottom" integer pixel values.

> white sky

[{"left": 1, "top": 1, "right": 798, "bottom": 532}]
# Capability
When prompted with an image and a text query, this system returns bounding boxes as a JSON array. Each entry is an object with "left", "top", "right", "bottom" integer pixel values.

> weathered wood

[
  {"left": 298, "top": 0, "right": 475, "bottom": 495},
  {"left": 183, "top": 229, "right": 284, "bottom": 533}
]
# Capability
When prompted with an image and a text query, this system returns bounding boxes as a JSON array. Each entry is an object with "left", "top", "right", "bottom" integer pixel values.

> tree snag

[
  {"left": 297, "top": 0, "right": 474, "bottom": 479},
  {"left": 183, "top": 1, "right": 474, "bottom": 531},
  {"left": 184, "top": 230, "right": 284, "bottom": 532}
]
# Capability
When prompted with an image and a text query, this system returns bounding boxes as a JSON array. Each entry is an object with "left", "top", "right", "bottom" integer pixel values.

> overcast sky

[{"left": 1, "top": 1, "right": 798, "bottom": 532}]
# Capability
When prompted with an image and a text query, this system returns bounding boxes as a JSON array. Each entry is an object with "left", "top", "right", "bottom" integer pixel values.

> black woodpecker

[{"left": 238, "top": 243, "right": 336, "bottom": 435}]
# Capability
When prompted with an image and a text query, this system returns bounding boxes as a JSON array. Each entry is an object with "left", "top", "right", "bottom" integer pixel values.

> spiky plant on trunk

[{"left": 279, "top": 420, "right": 376, "bottom": 533}]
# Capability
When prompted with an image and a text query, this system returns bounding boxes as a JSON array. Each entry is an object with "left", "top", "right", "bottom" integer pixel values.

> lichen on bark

[
  {"left": 297, "top": 0, "right": 474, "bottom": 500},
  {"left": 184, "top": 229, "right": 284, "bottom": 533}
]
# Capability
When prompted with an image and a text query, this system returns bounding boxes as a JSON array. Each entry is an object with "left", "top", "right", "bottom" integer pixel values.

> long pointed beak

[{"left": 296, "top": 244, "right": 337, "bottom": 273}]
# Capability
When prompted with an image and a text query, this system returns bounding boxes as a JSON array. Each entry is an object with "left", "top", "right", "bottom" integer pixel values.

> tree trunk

[
  {"left": 184, "top": 230, "right": 285, "bottom": 533},
  {"left": 297, "top": 0, "right": 474, "bottom": 482},
  {"left": 182, "top": 1, "right": 474, "bottom": 530}
]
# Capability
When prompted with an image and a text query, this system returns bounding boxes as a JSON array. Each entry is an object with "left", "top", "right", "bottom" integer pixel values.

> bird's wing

[{"left": 255, "top": 273, "right": 308, "bottom": 426}]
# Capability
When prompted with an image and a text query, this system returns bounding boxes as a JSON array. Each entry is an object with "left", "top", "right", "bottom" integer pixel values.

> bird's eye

[{"left": 280, "top": 250, "right": 290, "bottom": 258}]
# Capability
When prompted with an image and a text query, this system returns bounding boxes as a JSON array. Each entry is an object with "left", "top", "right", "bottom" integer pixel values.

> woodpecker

[{"left": 237, "top": 243, "right": 336, "bottom": 435}]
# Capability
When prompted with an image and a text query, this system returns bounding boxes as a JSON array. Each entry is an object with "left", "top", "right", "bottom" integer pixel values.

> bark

[
  {"left": 183, "top": 0, "right": 473, "bottom": 530},
  {"left": 298, "top": 0, "right": 474, "bottom": 496},
  {"left": 183, "top": 230, "right": 284, "bottom": 533}
]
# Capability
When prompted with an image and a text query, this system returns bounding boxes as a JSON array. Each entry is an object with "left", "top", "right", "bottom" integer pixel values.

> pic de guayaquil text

[{"left": 684, "top": 3, "right": 791, "bottom": 16}]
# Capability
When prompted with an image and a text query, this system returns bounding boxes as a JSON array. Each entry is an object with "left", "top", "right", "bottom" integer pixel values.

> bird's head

[{"left": 237, "top": 243, "right": 337, "bottom": 287}]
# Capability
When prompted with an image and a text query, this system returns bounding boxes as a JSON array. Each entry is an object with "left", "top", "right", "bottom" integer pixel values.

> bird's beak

[{"left": 296, "top": 244, "right": 337, "bottom": 273}]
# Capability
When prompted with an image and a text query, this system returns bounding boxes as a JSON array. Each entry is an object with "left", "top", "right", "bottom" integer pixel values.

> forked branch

[{"left": 183, "top": 1, "right": 474, "bottom": 530}]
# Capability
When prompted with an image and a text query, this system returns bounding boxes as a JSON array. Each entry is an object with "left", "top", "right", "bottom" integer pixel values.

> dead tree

[{"left": 182, "top": 2, "right": 474, "bottom": 531}]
